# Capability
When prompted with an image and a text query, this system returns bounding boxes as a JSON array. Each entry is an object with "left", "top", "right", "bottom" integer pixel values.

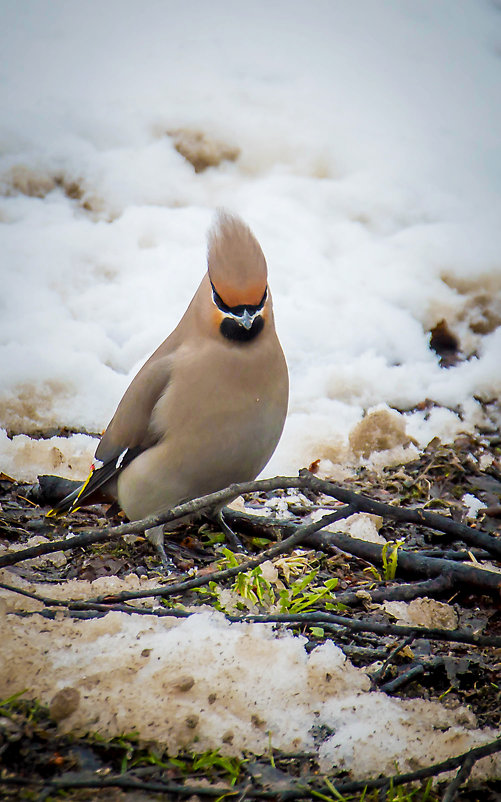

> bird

[{"left": 49, "top": 211, "right": 289, "bottom": 564}]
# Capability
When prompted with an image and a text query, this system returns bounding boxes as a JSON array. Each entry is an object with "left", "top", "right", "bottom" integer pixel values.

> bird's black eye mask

[
  {"left": 211, "top": 282, "right": 267, "bottom": 342},
  {"left": 211, "top": 282, "right": 268, "bottom": 316}
]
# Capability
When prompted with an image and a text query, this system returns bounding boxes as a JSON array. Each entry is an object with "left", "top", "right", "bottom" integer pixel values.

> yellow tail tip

[{"left": 45, "top": 468, "right": 94, "bottom": 520}]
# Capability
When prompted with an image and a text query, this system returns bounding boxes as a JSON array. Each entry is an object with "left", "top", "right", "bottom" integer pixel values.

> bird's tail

[
  {"left": 46, "top": 467, "right": 95, "bottom": 517},
  {"left": 46, "top": 451, "right": 133, "bottom": 518}
]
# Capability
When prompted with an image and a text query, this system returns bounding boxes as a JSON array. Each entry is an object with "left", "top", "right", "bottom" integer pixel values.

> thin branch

[
  {"left": 89, "top": 526, "right": 500, "bottom": 604},
  {"left": 442, "top": 755, "right": 476, "bottom": 802},
  {"left": 378, "top": 655, "right": 472, "bottom": 694},
  {"left": 0, "top": 581, "right": 60, "bottom": 606},
  {"left": 0, "top": 567, "right": 458, "bottom": 617},
  {"left": 302, "top": 472, "right": 501, "bottom": 559},
  {"left": 227, "top": 509, "right": 501, "bottom": 593},
  {"left": 4, "top": 580, "right": 499, "bottom": 647},
  {"left": 3, "top": 470, "right": 500, "bottom": 568},
  {"left": 378, "top": 783, "right": 390, "bottom": 802},
  {"left": 335, "top": 644, "right": 388, "bottom": 661},
  {"left": 0, "top": 775, "right": 243, "bottom": 798},
  {"left": 23, "top": 524, "right": 495, "bottom": 614},
  {"left": 420, "top": 548, "right": 493, "bottom": 561},
  {"left": 331, "top": 574, "right": 455, "bottom": 607},
  {"left": 88, "top": 507, "right": 349, "bottom": 604},
  {"left": 1, "top": 735, "right": 500, "bottom": 799},
  {"left": 225, "top": 611, "right": 501, "bottom": 648},
  {"left": 0, "top": 476, "right": 308, "bottom": 568},
  {"left": 9, "top": 606, "right": 391, "bottom": 664},
  {"left": 322, "top": 735, "right": 501, "bottom": 797},
  {"left": 307, "top": 530, "right": 501, "bottom": 592},
  {"left": 0, "top": 508, "right": 348, "bottom": 611},
  {"left": 371, "top": 635, "right": 415, "bottom": 685},
  {"left": 379, "top": 663, "right": 429, "bottom": 693},
  {"left": 226, "top": 508, "right": 500, "bottom": 585}
]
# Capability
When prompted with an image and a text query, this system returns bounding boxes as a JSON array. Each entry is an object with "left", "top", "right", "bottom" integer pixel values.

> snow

[
  {"left": 462, "top": 492, "right": 488, "bottom": 520},
  {"left": 1, "top": 578, "right": 500, "bottom": 780},
  {"left": 1, "top": 0, "right": 501, "bottom": 481}
]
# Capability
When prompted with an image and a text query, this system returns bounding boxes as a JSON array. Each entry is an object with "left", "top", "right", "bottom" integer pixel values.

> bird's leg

[
  {"left": 213, "top": 508, "right": 245, "bottom": 552},
  {"left": 146, "top": 525, "right": 174, "bottom": 572}
]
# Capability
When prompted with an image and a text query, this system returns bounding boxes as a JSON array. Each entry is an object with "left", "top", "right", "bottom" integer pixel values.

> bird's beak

[
  {"left": 239, "top": 309, "right": 254, "bottom": 330},
  {"left": 223, "top": 307, "right": 261, "bottom": 330}
]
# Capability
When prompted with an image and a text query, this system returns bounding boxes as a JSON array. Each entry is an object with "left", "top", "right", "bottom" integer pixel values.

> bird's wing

[
  {"left": 96, "top": 353, "right": 173, "bottom": 463},
  {"left": 48, "top": 354, "right": 173, "bottom": 516}
]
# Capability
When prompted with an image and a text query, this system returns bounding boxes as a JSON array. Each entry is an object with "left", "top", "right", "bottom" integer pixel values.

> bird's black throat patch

[{"left": 220, "top": 315, "right": 264, "bottom": 342}]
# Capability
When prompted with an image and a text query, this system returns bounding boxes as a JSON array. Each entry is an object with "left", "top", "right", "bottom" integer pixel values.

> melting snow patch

[
  {"left": 0, "top": 429, "right": 95, "bottom": 483},
  {"left": 382, "top": 598, "right": 459, "bottom": 630},
  {"left": 311, "top": 510, "right": 386, "bottom": 545},
  {"left": 0, "top": 578, "right": 499, "bottom": 780},
  {"left": 461, "top": 493, "right": 487, "bottom": 521}
]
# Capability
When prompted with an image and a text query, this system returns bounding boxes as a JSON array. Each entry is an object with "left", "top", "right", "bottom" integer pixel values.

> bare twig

[
  {"left": 0, "top": 476, "right": 309, "bottom": 568},
  {"left": 378, "top": 782, "right": 390, "bottom": 802},
  {"left": 331, "top": 574, "right": 455, "bottom": 607},
  {"left": 1, "top": 735, "right": 500, "bottom": 799},
  {"left": 379, "top": 663, "right": 429, "bottom": 693},
  {"left": 0, "top": 508, "right": 348, "bottom": 610},
  {"left": 10, "top": 605, "right": 390, "bottom": 663},
  {"left": 4, "top": 581, "right": 499, "bottom": 647},
  {"left": 325, "top": 735, "right": 501, "bottom": 797},
  {"left": 227, "top": 507, "right": 499, "bottom": 577},
  {"left": 442, "top": 754, "right": 476, "bottom": 802},
  {"left": 90, "top": 507, "right": 348, "bottom": 604},
  {"left": 371, "top": 634, "right": 415, "bottom": 685},
  {"left": 227, "top": 612, "right": 501, "bottom": 648},
  {"left": 0, "top": 567, "right": 457, "bottom": 618},
  {"left": 302, "top": 471, "right": 501, "bottom": 559},
  {"left": 228, "top": 507, "right": 501, "bottom": 593},
  {"left": 0, "top": 775, "right": 248, "bottom": 798},
  {"left": 308, "top": 529, "right": 501, "bottom": 592},
  {"left": 419, "top": 548, "right": 493, "bottom": 561},
  {"left": 3, "top": 470, "right": 500, "bottom": 568}
]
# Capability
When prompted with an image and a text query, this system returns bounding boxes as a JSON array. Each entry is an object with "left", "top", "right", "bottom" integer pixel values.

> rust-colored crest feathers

[{"left": 207, "top": 211, "right": 268, "bottom": 307}]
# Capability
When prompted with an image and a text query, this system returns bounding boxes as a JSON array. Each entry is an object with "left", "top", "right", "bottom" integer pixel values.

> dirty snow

[
  {"left": 382, "top": 598, "right": 459, "bottom": 630},
  {"left": 0, "top": 579, "right": 499, "bottom": 780}
]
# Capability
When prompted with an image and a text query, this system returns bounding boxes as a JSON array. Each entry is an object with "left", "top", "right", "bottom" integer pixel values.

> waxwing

[{"left": 50, "top": 211, "right": 289, "bottom": 561}]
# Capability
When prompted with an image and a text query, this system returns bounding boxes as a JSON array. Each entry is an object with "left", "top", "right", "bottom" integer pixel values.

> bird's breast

[{"left": 118, "top": 335, "right": 288, "bottom": 521}]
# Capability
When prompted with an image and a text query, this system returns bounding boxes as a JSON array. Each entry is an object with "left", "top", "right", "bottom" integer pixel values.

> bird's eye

[{"left": 212, "top": 286, "right": 232, "bottom": 313}]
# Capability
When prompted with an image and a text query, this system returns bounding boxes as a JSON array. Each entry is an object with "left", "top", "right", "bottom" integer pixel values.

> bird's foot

[
  {"left": 146, "top": 525, "right": 174, "bottom": 573},
  {"left": 214, "top": 509, "right": 246, "bottom": 552}
]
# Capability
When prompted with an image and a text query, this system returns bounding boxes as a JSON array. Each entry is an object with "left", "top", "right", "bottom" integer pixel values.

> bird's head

[{"left": 207, "top": 211, "right": 270, "bottom": 343}]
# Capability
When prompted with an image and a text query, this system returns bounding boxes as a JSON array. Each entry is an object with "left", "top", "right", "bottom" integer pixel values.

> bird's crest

[{"left": 208, "top": 211, "right": 268, "bottom": 307}]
